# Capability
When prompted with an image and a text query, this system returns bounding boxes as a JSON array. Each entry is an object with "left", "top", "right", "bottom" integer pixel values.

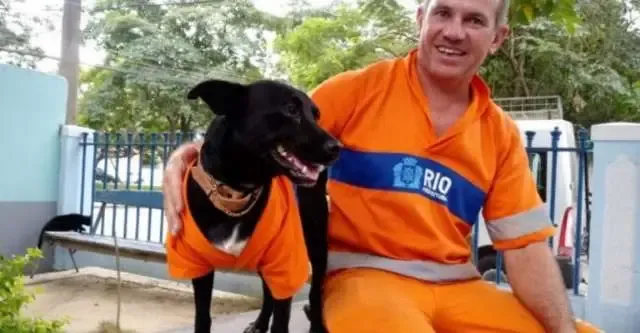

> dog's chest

[{"left": 211, "top": 223, "right": 248, "bottom": 257}]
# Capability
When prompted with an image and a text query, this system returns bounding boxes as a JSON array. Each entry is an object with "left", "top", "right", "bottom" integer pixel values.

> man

[{"left": 162, "top": 0, "right": 601, "bottom": 332}]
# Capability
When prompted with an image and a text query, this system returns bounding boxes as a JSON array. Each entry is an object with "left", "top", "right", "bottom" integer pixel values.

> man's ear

[
  {"left": 416, "top": 6, "right": 425, "bottom": 32},
  {"left": 489, "top": 24, "right": 510, "bottom": 55},
  {"left": 187, "top": 79, "right": 247, "bottom": 116}
]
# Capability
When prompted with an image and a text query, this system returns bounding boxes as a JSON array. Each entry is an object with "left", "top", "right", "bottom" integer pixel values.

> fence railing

[
  {"left": 473, "top": 127, "right": 592, "bottom": 296},
  {"left": 76, "top": 126, "right": 592, "bottom": 295},
  {"left": 78, "top": 132, "right": 203, "bottom": 244}
]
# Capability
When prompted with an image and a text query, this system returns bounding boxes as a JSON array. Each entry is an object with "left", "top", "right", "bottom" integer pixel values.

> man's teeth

[{"left": 437, "top": 46, "right": 464, "bottom": 56}]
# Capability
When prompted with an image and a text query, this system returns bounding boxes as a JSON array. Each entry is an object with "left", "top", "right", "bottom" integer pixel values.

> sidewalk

[{"left": 160, "top": 302, "right": 310, "bottom": 333}]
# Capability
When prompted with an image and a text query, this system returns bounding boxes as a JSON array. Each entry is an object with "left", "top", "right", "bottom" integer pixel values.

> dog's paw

[{"left": 243, "top": 322, "right": 268, "bottom": 333}]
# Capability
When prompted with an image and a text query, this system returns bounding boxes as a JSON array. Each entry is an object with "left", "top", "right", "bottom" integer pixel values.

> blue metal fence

[
  {"left": 77, "top": 126, "right": 591, "bottom": 295},
  {"left": 475, "top": 127, "right": 592, "bottom": 296}
]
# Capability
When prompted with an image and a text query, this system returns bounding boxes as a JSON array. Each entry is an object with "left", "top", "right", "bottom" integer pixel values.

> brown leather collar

[{"left": 190, "top": 157, "right": 263, "bottom": 217}]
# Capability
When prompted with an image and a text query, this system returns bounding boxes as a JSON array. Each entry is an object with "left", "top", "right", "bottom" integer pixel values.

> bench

[{"left": 43, "top": 189, "right": 253, "bottom": 277}]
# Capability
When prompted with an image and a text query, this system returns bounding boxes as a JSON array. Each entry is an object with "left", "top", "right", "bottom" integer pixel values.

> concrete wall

[
  {"left": 585, "top": 122, "right": 640, "bottom": 332},
  {"left": 0, "top": 64, "right": 67, "bottom": 272}
]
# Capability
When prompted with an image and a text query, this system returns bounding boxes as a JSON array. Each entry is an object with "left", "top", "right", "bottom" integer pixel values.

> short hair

[{"left": 423, "top": 0, "right": 510, "bottom": 26}]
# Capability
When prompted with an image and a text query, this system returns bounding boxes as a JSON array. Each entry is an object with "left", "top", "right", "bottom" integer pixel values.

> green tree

[
  {"left": 0, "top": 0, "right": 53, "bottom": 68},
  {"left": 274, "top": 0, "right": 639, "bottom": 128},
  {"left": 273, "top": 0, "right": 580, "bottom": 91},
  {"left": 78, "top": 0, "right": 279, "bottom": 133},
  {"left": 481, "top": 0, "right": 640, "bottom": 126}
]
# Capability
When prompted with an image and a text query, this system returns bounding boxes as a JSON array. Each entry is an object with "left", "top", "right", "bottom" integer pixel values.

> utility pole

[{"left": 58, "top": 0, "right": 82, "bottom": 125}]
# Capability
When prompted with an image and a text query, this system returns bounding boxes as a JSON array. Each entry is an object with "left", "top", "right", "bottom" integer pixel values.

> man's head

[{"left": 415, "top": 0, "right": 509, "bottom": 82}]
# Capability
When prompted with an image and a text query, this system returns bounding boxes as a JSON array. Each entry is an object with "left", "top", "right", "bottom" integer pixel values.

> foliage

[
  {"left": 274, "top": 0, "right": 638, "bottom": 128},
  {"left": 274, "top": 0, "right": 418, "bottom": 91},
  {"left": 0, "top": 0, "right": 53, "bottom": 68},
  {"left": 75, "top": 0, "right": 639, "bottom": 131},
  {"left": 77, "top": 0, "right": 281, "bottom": 133},
  {"left": 481, "top": 0, "right": 640, "bottom": 126},
  {"left": 0, "top": 248, "right": 69, "bottom": 333}
]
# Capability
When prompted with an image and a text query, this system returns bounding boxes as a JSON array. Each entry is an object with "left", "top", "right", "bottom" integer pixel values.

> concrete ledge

[{"left": 591, "top": 122, "right": 640, "bottom": 141}]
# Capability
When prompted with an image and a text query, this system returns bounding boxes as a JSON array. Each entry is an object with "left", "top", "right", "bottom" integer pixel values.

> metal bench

[
  {"left": 44, "top": 190, "right": 167, "bottom": 272},
  {"left": 43, "top": 189, "right": 251, "bottom": 277}
]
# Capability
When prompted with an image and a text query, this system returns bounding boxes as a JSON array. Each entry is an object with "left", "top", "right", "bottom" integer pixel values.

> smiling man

[{"left": 162, "top": 0, "right": 602, "bottom": 332}]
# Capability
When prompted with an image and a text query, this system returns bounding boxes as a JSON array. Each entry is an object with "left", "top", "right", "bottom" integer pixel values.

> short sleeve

[
  {"left": 309, "top": 70, "right": 362, "bottom": 137},
  {"left": 482, "top": 119, "right": 556, "bottom": 251}
]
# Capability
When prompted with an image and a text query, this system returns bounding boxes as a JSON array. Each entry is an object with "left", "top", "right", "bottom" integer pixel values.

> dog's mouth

[{"left": 271, "top": 144, "right": 326, "bottom": 186}]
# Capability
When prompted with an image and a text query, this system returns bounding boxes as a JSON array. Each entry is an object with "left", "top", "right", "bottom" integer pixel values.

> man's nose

[{"left": 442, "top": 19, "right": 465, "bottom": 41}]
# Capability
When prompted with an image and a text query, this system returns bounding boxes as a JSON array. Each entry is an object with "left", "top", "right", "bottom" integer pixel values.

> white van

[{"left": 473, "top": 98, "right": 589, "bottom": 287}]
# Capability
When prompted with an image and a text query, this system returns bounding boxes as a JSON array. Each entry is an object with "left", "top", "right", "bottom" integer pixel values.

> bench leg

[{"left": 68, "top": 248, "right": 79, "bottom": 273}]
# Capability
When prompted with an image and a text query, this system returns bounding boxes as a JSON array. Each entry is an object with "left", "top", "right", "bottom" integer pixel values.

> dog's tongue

[
  {"left": 278, "top": 146, "right": 320, "bottom": 181},
  {"left": 290, "top": 155, "right": 320, "bottom": 180}
]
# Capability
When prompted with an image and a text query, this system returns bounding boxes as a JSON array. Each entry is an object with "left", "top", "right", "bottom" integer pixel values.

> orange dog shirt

[{"left": 165, "top": 161, "right": 310, "bottom": 300}]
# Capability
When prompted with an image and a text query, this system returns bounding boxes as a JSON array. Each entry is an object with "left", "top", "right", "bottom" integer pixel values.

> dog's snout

[{"left": 323, "top": 140, "right": 342, "bottom": 156}]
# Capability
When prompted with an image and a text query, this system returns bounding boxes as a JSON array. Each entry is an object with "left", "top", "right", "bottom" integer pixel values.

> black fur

[
  {"left": 37, "top": 213, "right": 91, "bottom": 249},
  {"left": 185, "top": 78, "right": 340, "bottom": 333},
  {"left": 296, "top": 170, "right": 330, "bottom": 333}
]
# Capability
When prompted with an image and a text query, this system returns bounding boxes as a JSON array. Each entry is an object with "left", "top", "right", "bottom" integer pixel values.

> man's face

[{"left": 416, "top": 0, "right": 509, "bottom": 81}]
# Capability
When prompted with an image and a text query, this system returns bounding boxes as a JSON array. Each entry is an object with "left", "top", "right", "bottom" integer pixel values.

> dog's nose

[{"left": 323, "top": 140, "right": 342, "bottom": 155}]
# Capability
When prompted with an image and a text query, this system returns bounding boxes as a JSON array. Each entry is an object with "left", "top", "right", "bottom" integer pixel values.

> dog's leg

[
  {"left": 243, "top": 275, "right": 272, "bottom": 333},
  {"left": 192, "top": 271, "right": 215, "bottom": 333},
  {"left": 270, "top": 297, "right": 292, "bottom": 333},
  {"left": 297, "top": 171, "right": 329, "bottom": 333},
  {"left": 306, "top": 234, "right": 328, "bottom": 333}
]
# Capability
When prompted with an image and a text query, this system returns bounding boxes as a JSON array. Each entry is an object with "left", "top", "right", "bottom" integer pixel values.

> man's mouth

[
  {"left": 436, "top": 46, "right": 466, "bottom": 57},
  {"left": 271, "top": 144, "right": 326, "bottom": 184}
]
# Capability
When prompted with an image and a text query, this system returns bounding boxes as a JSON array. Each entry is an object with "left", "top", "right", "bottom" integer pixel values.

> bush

[{"left": 0, "top": 248, "right": 69, "bottom": 333}]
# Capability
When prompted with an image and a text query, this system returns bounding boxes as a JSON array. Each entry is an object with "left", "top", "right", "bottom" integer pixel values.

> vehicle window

[{"left": 528, "top": 152, "right": 547, "bottom": 201}]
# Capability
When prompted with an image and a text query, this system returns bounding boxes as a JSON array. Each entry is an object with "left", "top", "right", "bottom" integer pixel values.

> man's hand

[
  {"left": 162, "top": 140, "right": 202, "bottom": 235},
  {"left": 504, "top": 241, "right": 577, "bottom": 333}
]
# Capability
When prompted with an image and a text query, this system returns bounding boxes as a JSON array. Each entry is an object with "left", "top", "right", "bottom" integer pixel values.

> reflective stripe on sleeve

[
  {"left": 485, "top": 205, "right": 552, "bottom": 243},
  {"left": 327, "top": 251, "right": 480, "bottom": 282}
]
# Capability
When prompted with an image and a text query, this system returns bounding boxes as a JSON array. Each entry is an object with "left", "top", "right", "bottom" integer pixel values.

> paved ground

[
  {"left": 159, "top": 302, "right": 310, "bottom": 333},
  {"left": 24, "top": 267, "right": 270, "bottom": 333}
]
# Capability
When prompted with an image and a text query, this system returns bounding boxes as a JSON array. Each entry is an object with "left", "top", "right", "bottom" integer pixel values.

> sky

[{"left": 14, "top": 0, "right": 418, "bottom": 73}]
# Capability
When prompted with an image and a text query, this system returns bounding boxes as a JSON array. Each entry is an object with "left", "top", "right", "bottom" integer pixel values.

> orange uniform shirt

[
  {"left": 165, "top": 161, "right": 310, "bottom": 300},
  {"left": 310, "top": 49, "right": 555, "bottom": 280}
]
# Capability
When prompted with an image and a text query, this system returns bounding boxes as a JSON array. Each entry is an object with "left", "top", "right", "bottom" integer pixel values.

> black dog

[
  {"left": 178, "top": 78, "right": 340, "bottom": 333},
  {"left": 31, "top": 213, "right": 92, "bottom": 278},
  {"left": 36, "top": 213, "right": 91, "bottom": 249}
]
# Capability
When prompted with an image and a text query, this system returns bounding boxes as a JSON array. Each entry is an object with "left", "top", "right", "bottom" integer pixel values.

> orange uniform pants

[{"left": 323, "top": 268, "right": 602, "bottom": 333}]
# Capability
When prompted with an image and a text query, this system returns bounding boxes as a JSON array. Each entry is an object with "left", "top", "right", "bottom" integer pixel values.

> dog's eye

[{"left": 284, "top": 103, "right": 299, "bottom": 117}]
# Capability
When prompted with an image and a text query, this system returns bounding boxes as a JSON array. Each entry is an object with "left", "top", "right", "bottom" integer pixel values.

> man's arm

[
  {"left": 483, "top": 119, "right": 575, "bottom": 333},
  {"left": 504, "top": 241, "right": 576, "bottom": 333},
  {"left": 163, "top": 139, "right": 203, "bottom": 234}
]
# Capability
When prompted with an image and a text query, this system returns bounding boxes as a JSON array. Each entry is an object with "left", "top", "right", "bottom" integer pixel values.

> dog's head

[{"left": 187, "top": 79, "right": 341, "bottom": 187}]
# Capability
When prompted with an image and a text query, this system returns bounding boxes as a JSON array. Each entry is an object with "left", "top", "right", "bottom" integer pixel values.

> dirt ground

[{"left": 23, "top": 269, "right": 262, "bottom": 333}]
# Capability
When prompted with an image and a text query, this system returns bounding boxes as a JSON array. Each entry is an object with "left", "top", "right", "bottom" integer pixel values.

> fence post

[
  {"left": 57, "top": 125, "right": 95, "bottom": 216},
  {"left": 585, "top": 122, "right": 640, "bottom": 332}
]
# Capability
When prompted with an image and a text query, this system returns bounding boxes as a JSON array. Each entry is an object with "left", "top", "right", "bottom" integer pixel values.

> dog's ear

[{"left": 187, "top": 79, "right": 247, "bottom": 115}]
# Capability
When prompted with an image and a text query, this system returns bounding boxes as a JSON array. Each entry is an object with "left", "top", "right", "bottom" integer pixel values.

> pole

[{"left": 58, "top": 0, "right": 82, "bottom": 125}]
